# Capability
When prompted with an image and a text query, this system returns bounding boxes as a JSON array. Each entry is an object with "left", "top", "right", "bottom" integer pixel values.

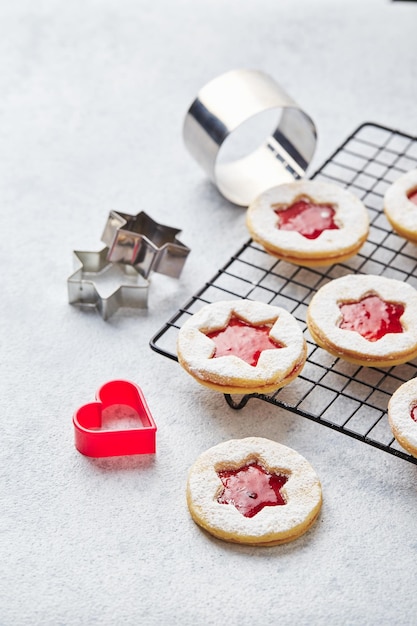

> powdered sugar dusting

[
  {"left": 384, "top": 168, "right": 417, "bottom": 234},
  {"left": 307, "top": 274, "right": 417, "bottom": 359},
  {"left": 177, "top": 300, "right": 306, "bottom": 388},
  {"left": 246, "top": 180, "right": 369, "bottom": 257},
  {"left": 388, "top": 379, "right": 417, "bottom": 456},
  {"left": 186, "top": 437, "right": 322, "bottom": 543}
]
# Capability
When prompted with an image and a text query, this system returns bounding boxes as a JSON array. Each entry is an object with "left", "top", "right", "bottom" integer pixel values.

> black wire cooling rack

[{"left": 150, "top": 122, "right": 417, "bottom": 465}]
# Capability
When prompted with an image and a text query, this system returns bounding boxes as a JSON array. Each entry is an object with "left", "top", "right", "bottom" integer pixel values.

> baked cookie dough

[
  {"left": 384, "top": 168, "right": 417, "bottom": 242},
  {"left": 186, "top": 437, "right": 322, "bottom": 546},
  {"left": 246, "top": 180, "right": 369, "bottom": 267},
  {"left": 177, "top": 299, "right": 307, "bottom": 394},
  {"left": 306, "top": 274, "right": 417, "bottom": 367},
  {"left": 388, "top": 378, "right": 417, "bottom": 458}
]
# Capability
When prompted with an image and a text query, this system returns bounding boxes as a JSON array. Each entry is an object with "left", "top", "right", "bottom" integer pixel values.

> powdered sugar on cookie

[
  {"left": 177, "top": 300, "right": 307, "bottom": 393},
  {"left": 307, "top": 274, "right": 417, "bottom": 366},
  {"left": 186, "top": 437, "right": 322, "bottom": 545},
  {"left": 388, "top": 379, "right": 417, "bottom": 457},
  {"left": 246, "top": 180, "right": 369, "bottom": 266},
  {"left": 384, "top": 169, "right": 417, "bottom": 241}
]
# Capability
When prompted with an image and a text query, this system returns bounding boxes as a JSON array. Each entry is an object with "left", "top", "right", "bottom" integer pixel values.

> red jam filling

[
  {"left": 217, "top": 463, "right": 288, "bottom": 518},
  {"left": 206, "top": 317, "right": 281, "bottom": 367},
  {"left": 407, "top": 188, "right": 417, "bottom": 206},
  {"left": 411, "top": 405, "right": 417, "bottom": 423},
  {"left": 339, "top": 294, "right": 404, "bottom": 342},
  {"left": 274, "top": 197, "right": 339, "bottom": 240}
]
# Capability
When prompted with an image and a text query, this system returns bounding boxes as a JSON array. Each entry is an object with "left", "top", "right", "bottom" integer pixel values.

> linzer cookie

[
  {"left": 186, "top": 437, "right": 322, "bottom": 546},
  {"left": 388, "top": 378, "right": 417, "bottom": 458},
  {"left": 246, "top": 180, "right": 369, "bottom": 267},
  {"left": 177, "top": 300, "right": 307, "bottom": 394},
  {"left": 307, "top": 274, "right": 417, "bottom": 367},
  {"left": 384, "top": 169, "right": 417, "bottom": 242}
]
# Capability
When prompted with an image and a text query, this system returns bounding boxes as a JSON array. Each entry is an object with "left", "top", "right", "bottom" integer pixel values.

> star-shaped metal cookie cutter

[
  {"left": 67, "top": 247, "right": 149, "bottom": 320},
  {"left": 101, "top": 211, "right": 190, "bottom": 279}
]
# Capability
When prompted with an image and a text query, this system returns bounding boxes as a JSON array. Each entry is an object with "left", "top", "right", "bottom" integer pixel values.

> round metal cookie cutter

[{"left": 183, "top": 69, "right": 317, "bottom": 206}]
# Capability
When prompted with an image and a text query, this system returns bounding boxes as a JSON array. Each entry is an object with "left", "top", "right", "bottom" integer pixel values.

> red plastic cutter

[{"left": 73, "top": 380, "right": 157, "bottom": 457}]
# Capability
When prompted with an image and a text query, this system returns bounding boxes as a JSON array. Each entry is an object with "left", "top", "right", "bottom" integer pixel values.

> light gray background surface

[{"left": 1, "top": 1, "right": 417, "bottom": 624}]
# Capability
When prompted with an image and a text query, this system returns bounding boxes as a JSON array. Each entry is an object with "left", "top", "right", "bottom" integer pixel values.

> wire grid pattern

[{"left": 150, "top": 123, "right": 417, "bottom": 464}]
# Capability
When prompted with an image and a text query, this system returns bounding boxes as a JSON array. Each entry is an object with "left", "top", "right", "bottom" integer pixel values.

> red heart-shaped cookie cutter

[{"left": 73, "top": 380, "right": 157, "bottom": 457}]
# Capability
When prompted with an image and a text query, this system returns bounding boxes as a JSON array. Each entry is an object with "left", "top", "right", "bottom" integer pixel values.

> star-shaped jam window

[
  {"left": 273, "top": 196, "right": 339, "bottom": 240},
  {"left": 206, "top": 316, "right": 282, "bottom": 366},
  {"left": 217, "top": 462, "right": 289, "bottom": 518},
  {"left": 339, "top": 294, "right": 404, "bottom": 342},
  {"left": 408, "top": 188, "right": 417, "bottom": 206}
]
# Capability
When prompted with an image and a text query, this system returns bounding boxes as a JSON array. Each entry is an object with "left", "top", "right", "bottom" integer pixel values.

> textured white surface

[{"left": 2, "top": 1, "right": 417, "bottom": 624}]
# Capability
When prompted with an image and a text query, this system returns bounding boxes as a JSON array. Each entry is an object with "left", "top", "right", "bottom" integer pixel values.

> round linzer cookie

[
  {"left": 176, "top": 299, "right": 307, "bottom": 394},
  {"left": 388, "top": 378, "right": 417, "bottom": 458},
  {"left": 384, "top": 169, "right": 417, "bottom": 242},
  {"left": 246, "top": 180, "right": 369, "bottom": 267},
  {"left": 306, "top": 274, "right": 417, "bottom": 367},
  {"left": 186, "top": 437, "right": 322, "bottom": 546}
]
